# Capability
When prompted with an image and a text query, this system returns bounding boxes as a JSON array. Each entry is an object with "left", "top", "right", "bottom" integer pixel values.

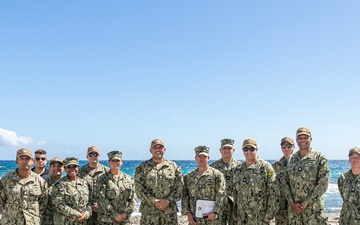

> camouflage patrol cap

[
  {"left": 242, "top": 138, "right": 257, "bottom": 148},
  {"left": 221, "top": 139, "right": 235, "bottom": 148},
  {"left": 50, "top": 157, "right": 63, "bottom": 165},
  {"left": 195, "top": 146, "right": 209, "bottom": 156},
  {"left": 16, "top": 148, "right": 32, "bottom": 158},
  {"left": 150, "top": 138, "right": 165, "bottom": 148},
  {"left": 281, "top": 137, "right": 294, "bottom": 145},
  {"left": 107, "top": 151, "right": 122, "bottom": 161},
  {"left": 296, "top": 127, "right": 311, "bottom": 137},
  {"left": 63, "top": 157, "right": 79, "bottom": 167},
  {"left": 87, "top": 145, "right": 100, "bottom": 154},
  {"left": 348, "top": 147, "right": 360, "bottom": 156}
]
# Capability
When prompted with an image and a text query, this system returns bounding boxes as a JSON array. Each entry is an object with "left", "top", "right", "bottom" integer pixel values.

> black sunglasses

[
  {"left": 35, "top": 157, "right": 46, "bottom": 161},
  {"left": 243, "top": 147, "right": 256, "bottom": 152},
  {"left": 88, "top": 153, "right": 99, "bottom": 157},
  {"left": 281, "top": 144, "right": 293, "bottom": 149}
]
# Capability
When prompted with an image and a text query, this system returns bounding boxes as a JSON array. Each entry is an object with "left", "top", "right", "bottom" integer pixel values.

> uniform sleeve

[
  {"left": 124, "top": 178, "right": 136, "bottom": 216},
  {"left": 181, "top": 175, "right": 191, "bottom": 215},
  {"left": 39, "top": 179, "right": 49, "bottom": 216},
  {"left": 213, "top": 171, "right": 226, "bottom": 215},
  {"left": 264, "top": 164, "right": 277, "bottom": 219},
  {"left": 0, "top": 178, "right": 5, "bottom": 214},
  {"left": 167, "top": 165, "right": 184, "bottom": 204},
  {"left": 94, "top": 177, "right": 118, "bottom": 219},
  {"left": 134, "top": 164, "right": 157, "bottom": 206},
  {"left": 337, "top": 173, "right": 345, "bottom": 201},
  {"left": 51, "top": 183, "right": 82, "bottom": 220},
  {"left": 303, "top": 155, "right": 330, "bottom": 203},
  {"left": 283, "top": 157, "right": 295, "bottom": 204}
]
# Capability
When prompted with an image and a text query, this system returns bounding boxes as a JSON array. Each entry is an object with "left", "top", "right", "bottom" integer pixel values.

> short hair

[{"left": 34, "top": 149, "right": 47, "bottom": 155}]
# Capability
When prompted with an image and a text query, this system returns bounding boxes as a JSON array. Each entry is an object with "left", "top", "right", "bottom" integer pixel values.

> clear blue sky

[{"left": 1, "top": 1, "right": 359, "bottom": 160}]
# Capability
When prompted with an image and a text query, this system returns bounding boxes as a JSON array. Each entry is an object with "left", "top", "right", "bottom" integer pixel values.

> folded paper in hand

[{"left": 194, "top": 199, "right": 218, "bottom": 219}]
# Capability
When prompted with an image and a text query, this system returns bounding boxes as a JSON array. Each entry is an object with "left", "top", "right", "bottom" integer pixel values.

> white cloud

[{"left": 0, "top": 128, "right": 46, "bottom": 146}]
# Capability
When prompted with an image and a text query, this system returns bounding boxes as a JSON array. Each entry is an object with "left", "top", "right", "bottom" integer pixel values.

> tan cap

[
  {"left": 107, "top": 151, "right": 122, "bottom": 160},
  {"left": 63, "top": 157, "right": 79, "bottom": 167},
  {"left": 195, "top": 146, "right": 210, "bottom": 156},
  {"left": 150, "top": 138, "right": 164, "bottom": 148},
  {"left": 221, "top": 139, "right": 234, "bottom": 148},
  {"left": 296, "top": 127, "right": 311, "bottom": 137},
  {"left": 50, "top": 157, "right": 63, "bottom": 165},
  {"left": 348, "top": 147, "right": 360, "bottom": 156},
  {"left": 87, "top": 146, "right": 100, "bottom": 154},
  {"left": 281, "top": 137, "right": 294, "bottom": 145},
  {"left": 242, "top": 138, "right": 257, "bottom": 148},
  {"left": 16, "top": 148, "right": 32, "bottom": 158}
]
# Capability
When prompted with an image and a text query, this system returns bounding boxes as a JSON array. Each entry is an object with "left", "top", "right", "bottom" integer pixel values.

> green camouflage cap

[
  {"left": 87, "top": 145, "right": 100, "bottom": 154},
  {"left": 50, "top": 157, "right": 63, "bottom": 165},
  {"left": 280, "top": 137, "right": 294, "bottom": 145},
  {"left": 107, "top": 151, "right": 122, "bottom": 160},
  {"left": 150, "top": 138, "right": 165, "bottom": 148},
  {"left": 348, "top": 147, "right": 360, "bottom": 156},
  {"left": 296, "top": 127, "right": 311, "bottom": 137},
  {"left": 242, "top": 138, "right": 257, "bottom": 148},
  {"left": 63, "top": 157, "right": 79, "bottom": 167},
  {"left": 16, "top": 148, "right": 32, "bottom": 158},
  {"left": 195, "top": 146, "right": 210, "bottom": 156},
  {"left": 221, "top": 139, "right": 235, "bottom": 148}
]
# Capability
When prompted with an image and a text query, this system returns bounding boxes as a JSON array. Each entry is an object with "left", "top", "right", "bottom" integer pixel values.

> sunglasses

[
  {"left": 88, "top": 153, "right": 99, "bottom": 157},
  {"left": 281, "top": 144, "right": 293, "bottom": 149},
  {"left": 35, "top": 157, "right": 46, "bottom": 161},
  {"left": 243, "top": 147, "right": 256, "bottom": 152}
]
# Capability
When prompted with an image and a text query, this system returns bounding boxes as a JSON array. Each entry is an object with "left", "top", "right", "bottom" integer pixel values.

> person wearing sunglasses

[
  {"left": 232, "top": 138, "right": 277, "bottom": 224},
  {"left": 209, "top": 138, "right": 241, "bottom": 225},
  {"left": 78, "top": 145, "right": 110, "bottom": 225},
  {"left": 271, "top": 137, "right": 295, "bottom": 225},
  {"left": 31, "top": 149, "right": 50, "bottom": 179},
  {"left": 283, "top": 127, "right": 329, "bottom": 225}
]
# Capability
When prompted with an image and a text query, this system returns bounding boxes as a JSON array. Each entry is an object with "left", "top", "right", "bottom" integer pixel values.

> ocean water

[{"left": 0, "top": 159, "right": 349, "bottom": 215}]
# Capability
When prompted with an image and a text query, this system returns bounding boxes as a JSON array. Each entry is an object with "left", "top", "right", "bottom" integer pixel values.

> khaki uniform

[
  {"left": 283, "top": 150, "right": 329, "bottom": 225},
  {"left": 182, "top": 167, "right": 226, "bottom": 225},
  {"left": 51, "top": 176, "right": 92, "bottom": 225},
  {"left": 338, "top": 170, "right": 360, "bottom": 225},
  {"left": 78, "top": 163, "right": 109, "bottom": 225},
  {"left": 43, "top": 176, "right": 62, "bottom": 225},
  {"left": 272, "top": 157, "right": 288, "bottom": 225},
  {"left": 232, "top": 159, "right": 277, "bottom": 225},
  {"left": 134, "top": 159, "right": 183, "bottom": 225},
  {"left": 94, "top": 171, "right": 136, "bottom": 225},
  {"left": 210, "top": 158, "right": 241, "bottom": 225},
  {"left": 0, "top": 170, "right": 48, "bottom": 225}
]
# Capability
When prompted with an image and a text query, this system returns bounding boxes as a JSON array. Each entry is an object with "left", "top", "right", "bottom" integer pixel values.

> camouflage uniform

[
  {"left": 78, "top": 163, "right": 109, "bottom": 225},
  {"left": 232, "top": 159, "right": 277, "bottom": 225},
  {"left": 51, "top": 176, "right": 92, "bottom": 225},
  {"left": 182, "top": 166, "right": 227, "bottom": 225},
  {"left": 283, "top": 150, "right": 329, "bottom": 225},
  {"left": 95, "top": 170, "right": 136, "bottom": 224},
  {"left": 134, "top": 159, "right": 183, "bottom": 225},
  {"left": 210, "top": 158, "right": 241, "bottom": 225},
  {"left": 0, "top": 170, "right": 48, "bottom": 225},
  {"left": 43, "top": 176, "right": 61, "bottom": 225},
  {"left": 272, "top": 156, "right": 288, "bottom": 225}
]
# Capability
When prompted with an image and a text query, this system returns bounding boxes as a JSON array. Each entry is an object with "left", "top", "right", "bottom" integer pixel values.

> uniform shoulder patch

[{"left": 267, "top": 169, "right": 274, "bottom": 178}]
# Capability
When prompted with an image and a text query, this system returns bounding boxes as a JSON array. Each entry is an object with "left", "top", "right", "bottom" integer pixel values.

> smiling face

[
  {"left": 242, "top": 145, "right": 258, "bottom": 164},
  {"left": 296, "top": 134, "right": 312, "bottom": 150},
  {"left": 86, "top": 152, "right": 100, "bottom": 164},
  {"left": 150, "top": 144, "right": 166, "bottom": 160},
  {"left": 49, "top": 162, "right": 64, "bottom": 178},
  {"left": 109, "top": 159, "right": 122, "bottom": 171},
  {"left": 220, "top": 146, "right": 235, "bottom": 159},
  {"left": 349, "top": 153, "right": 360, "bottom": 171},
  {"left": 281, "top": 141, "right": 295, "bottom": 158},
  {"left": 65, "top": 165, "right": 79, "bottom": 180}
]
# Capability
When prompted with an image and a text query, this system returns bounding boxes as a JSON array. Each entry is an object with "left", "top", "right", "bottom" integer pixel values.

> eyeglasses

[
  {"left": 88, "top": 153, "right": 99, "bottom": 157},
  {"left": 243, "top": 147, "right": 256, "bottom": 152},
  {"left": 35, "top": 157, "right": 46, "bottom": 161},
  {"left": 281, "top": 144, "right": 293, "bottom": 149}
]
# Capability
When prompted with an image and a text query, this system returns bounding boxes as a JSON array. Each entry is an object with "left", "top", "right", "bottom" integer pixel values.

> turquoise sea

[{"left": 0, "top": 159, "right": 348, "bottom": 215}]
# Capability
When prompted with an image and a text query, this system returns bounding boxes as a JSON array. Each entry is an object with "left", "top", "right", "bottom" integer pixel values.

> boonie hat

[
  {"left": 221, "top": 139, "right": 234, "bottom": 148},
  {"left": 296, "top": 127, "right": 311, "bottom": 137},
  {"left": 50, "top": 157, "right": 63, "bottom": 165},
  {"left": 63, "top": 157, "right": 79, "bottom": 167},
  {"left": 242, "top": 138, "right": 257, "bottom": 148},
  {"left": 281, "top": 137, "right": 294, "bottom": 145},
  {"left": 87, "top": 146, "right": 100, "bottom": 154},
  {"left": 195, "top": 146, "right": 209, "bottom": 156},
  {"left": 108, "top": 151, "right": 122, "bottom": 161},
  {"left": 348, "top": 147, "right": 360, "bottom": 156},
  {"left": 150, "top": 138, "right": 165, "bottom": 148},
  {"left": 16, "top": 148, "right": 32, "bottom": 158}
]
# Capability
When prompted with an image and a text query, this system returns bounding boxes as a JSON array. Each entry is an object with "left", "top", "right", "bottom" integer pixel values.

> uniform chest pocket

[{"left": 163, "top": 168, "right": 175, "bottom": 180}]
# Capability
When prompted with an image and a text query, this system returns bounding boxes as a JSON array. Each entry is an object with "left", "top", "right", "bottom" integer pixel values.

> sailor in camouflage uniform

[
  {"left": 43, "top": 157, "right": 64, "bottom": 225},
  {"left": 283, "top": 127, "right": 329, "bottom": 225},
  {"left": 52, "top": 157, "right": 92, "bottom": 225},
  {"left": 182, "top": 146, "right": 226, "bottom": 225},
  {"left": 210, "top": 139, "right": 240, "bottom": 225},
  {"left": 0, "top": 148, "right": 48, "bottom": 225},
  {"left": 78, "top": 145, "right": 109, "bottom": 225},
  {"left": 134, "top": 139, "right": 183, "bottom": 225},
  {"left": 271, "top": 137, "right": 295, "bottom": 225},
  {"left": 232, "top": 138, "right": 277, "bottom": 225},
  {"left": 338, "top": 147, "right": 360, "bottom": 225},
  {"left": 95, "top": 151, "right": 136, "bottom": 224}
]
